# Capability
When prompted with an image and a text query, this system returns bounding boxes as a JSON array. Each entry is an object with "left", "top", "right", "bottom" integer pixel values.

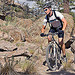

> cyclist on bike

[{"left": 40, "top": 2, "right": 67, "bottom": 62}]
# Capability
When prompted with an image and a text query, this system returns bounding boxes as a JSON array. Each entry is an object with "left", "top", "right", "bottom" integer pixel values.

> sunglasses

[{"left": 44, "top": 9, "right": 48, "bottom": 12}]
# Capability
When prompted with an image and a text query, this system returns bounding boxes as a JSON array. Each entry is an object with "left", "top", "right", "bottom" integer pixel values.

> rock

[
  {"left": 0, "top": 30, "right": 9, "bottom": 40},
  {"left": 0, "top": 30, "right": 3, "bottom": 38},
  {"left": 33, "top": 49, "right": 43, "bottom": 57},
  {"left": 7, "top": 46, "right": 32, "bottom": 58},
  {"left": 65, "top": 36, "right": 75, "bottom": 52},
  {"left": 71, "top": 41, "right": 75, "bottom": 53},
  {"left": 9, "top": 29, "right": 25, "bottom": 42},
  {"left": 16, "top": 18, "right": 32, "bottom": 28},
  {"left": 65, "top": 36, "right": 75, "bottom": 64},
  {"left": 0, "top": 63, "right": 2, "bottom": 73},
  {"left": 62, "top": 13, "right": 74, "bottom": 42},
  {"left": 1, "top": 25, "right": 26, "bottom": 42},
  {"left": 0, "top": 40, "right": 17, "bottom": 51},
  {"left": 65, "top": 37, "right": 74, "bottom": 49},
  {"left": 0, "top": 46, "right": 32, "bottom": 58},
  {"left": 3, "top": 33, "right": 9, "bottom": 40},
  {"left": 0, "top": 19, "right": 6, "bottom": 25}
]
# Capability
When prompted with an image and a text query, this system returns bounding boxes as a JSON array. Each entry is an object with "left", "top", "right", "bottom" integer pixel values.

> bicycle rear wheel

[{"left": 46, "top": 44, "right": 57, "bottom": 71}]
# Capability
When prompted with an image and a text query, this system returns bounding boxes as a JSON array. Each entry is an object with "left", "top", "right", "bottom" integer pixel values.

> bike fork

[
  {"left": 59, "top": 49, "right": 62, "bottom": 64},
  {"left": 54, "top": 41, "right": 58, "bottom": 69},
  {"left": 53, "top": 41, "right": 56, "bottom": 57}
]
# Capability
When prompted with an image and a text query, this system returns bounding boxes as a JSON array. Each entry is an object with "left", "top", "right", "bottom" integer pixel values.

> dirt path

[
  {"left": 36, "top": 56, "right": 75, "bottom": 75},
  {"left": 37, "top": 65, "right": 75, "bottom": 75}
]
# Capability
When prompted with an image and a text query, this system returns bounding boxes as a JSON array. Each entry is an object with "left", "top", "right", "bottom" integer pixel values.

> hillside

[{"left": 0, "top": 13, "right": 75, "bottom": 75}]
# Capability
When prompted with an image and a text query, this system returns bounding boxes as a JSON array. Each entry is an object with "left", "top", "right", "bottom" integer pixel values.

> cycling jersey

[{"left": 43, "top": 11, "right": 64, "bottom": 28}]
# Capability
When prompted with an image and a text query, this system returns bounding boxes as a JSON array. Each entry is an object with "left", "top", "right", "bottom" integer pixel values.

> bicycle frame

[
  {"left": 49, "top": 34, "right": 61, "bottom": 56},
  {"left": 42, "top": 32, "right": 63, "bottom": 70}
]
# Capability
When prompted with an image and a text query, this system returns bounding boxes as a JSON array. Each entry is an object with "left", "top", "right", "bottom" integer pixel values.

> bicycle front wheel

[{"left": 46, "top": 44, "right": 57, "bottom": 71}]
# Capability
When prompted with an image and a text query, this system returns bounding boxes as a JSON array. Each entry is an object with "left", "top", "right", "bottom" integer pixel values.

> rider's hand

[
  {"left": 40, "top": 33, "right": 44, "bottom": 37},
  {"left": 59, "top": 30, "right": 64, "bottom": 33},
  {"left": 62, "top": 30, "right": 64, "bottom": 32},
  {"left": 59, "top": 30, "right": 64, "bottom": 36}
]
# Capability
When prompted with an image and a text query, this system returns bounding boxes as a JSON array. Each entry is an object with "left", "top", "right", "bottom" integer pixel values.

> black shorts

[{"left": 49, "top": 27, "right": 64, "bottom": 38}]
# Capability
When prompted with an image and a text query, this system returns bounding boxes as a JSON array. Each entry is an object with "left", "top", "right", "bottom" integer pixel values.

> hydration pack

[{"left": 47, "top": 10, "right": 63, "bottom": 28}]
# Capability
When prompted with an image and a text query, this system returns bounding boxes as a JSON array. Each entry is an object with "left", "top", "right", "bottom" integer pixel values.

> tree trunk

[{"left": 63, "top": 0, "right": 69, "bottom": 13}]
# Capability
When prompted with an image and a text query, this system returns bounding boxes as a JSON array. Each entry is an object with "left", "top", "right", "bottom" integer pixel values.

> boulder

[
  {"left": 71, "top": 41, "right": 75, "bottom": 53},
  {"left": 0, "top": 46, "right": 32, "bottom": 58},
  {"left": 0, "top": 25, "right": 26, "bottom": 42},
  {"left": 9, "top": 29, "right": 26, "bottom": 42},
  {"left": 0, "top": 31, "right": 3, "bottom": 38},
  {"left": 71, "top": 41, "right": 75, "bottom": 63},
  {"left": 62, "top": 13, "right": 74, "bottom": 42},
  {"left": 3, "top": 46, "right": 32, "bottom": 58},
  {"left": 0, "top": 40, "right": 17, "bottom": 51}
]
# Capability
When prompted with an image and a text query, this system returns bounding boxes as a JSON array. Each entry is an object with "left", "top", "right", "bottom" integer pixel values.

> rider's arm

[
  {"left": 61, "top": 17, "right": 67, "bottom": 31},
  {"left": 41, "top": 17, "right": 47, "bottom": 33},
  {"left": 55, "top": 11, "right": 67, "bottom": 31},
  {"left": 41, "top": 25, "right": 46, "bottom": 33}
]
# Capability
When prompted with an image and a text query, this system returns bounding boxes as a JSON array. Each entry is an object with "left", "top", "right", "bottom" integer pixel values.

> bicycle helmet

[{"left": 43, "top": 2, "right": 52, "bottom": 9}]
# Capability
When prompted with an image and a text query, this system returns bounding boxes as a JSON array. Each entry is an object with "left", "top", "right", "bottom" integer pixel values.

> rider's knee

[
  {"left": 48, "top": 35, "right": 52, "bottom": 41},
  {"left": 59, "top": 38, "right": 64, "bottom": 45},
  {"left": 59, "top": 41, "right": 63, "bottom": 45}
]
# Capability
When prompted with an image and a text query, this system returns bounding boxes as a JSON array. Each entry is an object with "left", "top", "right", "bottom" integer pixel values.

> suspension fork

[
  {"left": 53, "top": 37, "right": 62, "bottom": 62},
  {"left": 52, "top": 36, "right": 56, "bottom": 57},
  {"left": 53, "top": 41, "right": 56, "bottom": 57}
]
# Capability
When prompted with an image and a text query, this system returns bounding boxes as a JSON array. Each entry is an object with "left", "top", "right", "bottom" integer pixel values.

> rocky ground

[{"left": 0, "top": 13, "right": 75, "bottom": 75}]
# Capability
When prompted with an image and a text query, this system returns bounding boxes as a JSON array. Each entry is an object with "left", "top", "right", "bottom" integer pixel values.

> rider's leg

[
  {"left": 59, "top": 37, "right": 67, "bottom": 62},
  {"left": 58, "top": 30, "right": 67, "bottom": 62},
  {"left": 58, "top": 29, "right": 66, "bottom": 56},
  {"left": 48, "top": 28, "right": 55, "bottom": 43},
  {"left": 58, "top": 38, "right": 66, "bottom": 56},
  {"left": 48, "top": 35, "right": 52, "bottom": 43}
]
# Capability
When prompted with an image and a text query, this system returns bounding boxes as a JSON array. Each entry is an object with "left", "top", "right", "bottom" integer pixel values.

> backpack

[{"left": 47, "top": 10, "right": 63, "bottom": 28}]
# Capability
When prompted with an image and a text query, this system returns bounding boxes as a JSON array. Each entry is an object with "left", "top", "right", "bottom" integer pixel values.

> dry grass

[
  {"left": 29, "top": 49, "right": 35, "bottom": 54},
  {"left": 20, "top": 60, "right": 37, "bottom": 75},
  {"left": 0, "top": 57, "right": 20, "bottom": 75},
  {"left": 1, "top": 64, "right": 18, "bottom": 75},
  {"left": 62, "top": 62, "right": 72, "bottom": 71},
  {"left": 62, "top": 51, "right": 73, "bottom": 71},
  {"left": 16, "top": 42, "right": 25, "bottom": 47},
  {"left": 25, "top": 63, "right": 37, "bottom": 74}
]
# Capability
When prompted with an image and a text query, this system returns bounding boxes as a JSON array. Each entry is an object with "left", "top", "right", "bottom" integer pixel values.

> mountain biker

[{"left": 40, "top": 2, "right": 67, "bottom": 62}]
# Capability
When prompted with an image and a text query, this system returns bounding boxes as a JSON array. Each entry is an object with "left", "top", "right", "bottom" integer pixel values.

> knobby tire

[{"left": 46, "top": 44, "right": 57, "bottom": 71}]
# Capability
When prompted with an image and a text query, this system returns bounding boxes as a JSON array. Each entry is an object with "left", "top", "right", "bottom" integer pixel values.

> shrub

[
  {"left": 0, "top": 57, "right": 20, "bottom": 75},
  {"left": 5, "top": 16, "right": 12, "bottom": 21},
  {"left": 20, "top": 60, "right": 37, "bottom": 75}
]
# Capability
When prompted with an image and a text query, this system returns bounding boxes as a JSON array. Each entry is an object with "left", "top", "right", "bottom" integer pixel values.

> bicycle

[{"left": 43, "top": 32, "right": 63, "bottom": 71}]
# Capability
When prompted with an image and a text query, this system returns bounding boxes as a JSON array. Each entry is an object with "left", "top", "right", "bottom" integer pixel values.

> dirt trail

[
  {"left": 37, "top": 64, "right": 75, "bottom": 75},
  {"left": 36, "top": 56, "right": 75, "bottom": 75}
]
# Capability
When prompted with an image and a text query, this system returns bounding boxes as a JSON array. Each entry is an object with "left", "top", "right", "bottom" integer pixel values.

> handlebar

[
  {"left": 48, "top": 32, "right": 58, "bottom": 35},
  {"left": 42, "top": 32, "right": 58, "bottom": 37}
]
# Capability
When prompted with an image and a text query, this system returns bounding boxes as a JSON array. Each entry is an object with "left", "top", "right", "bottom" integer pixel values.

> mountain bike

[{"left": 44, "top": 32, "right": 62, "bottom": 71}]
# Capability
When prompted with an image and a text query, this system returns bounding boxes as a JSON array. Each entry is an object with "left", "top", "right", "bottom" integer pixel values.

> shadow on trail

[{"left": 47, "top": 70, "right": 75, "bottom": 75}]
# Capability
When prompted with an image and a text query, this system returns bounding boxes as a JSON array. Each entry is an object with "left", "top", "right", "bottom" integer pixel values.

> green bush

[
  {"left": 15, "top": 7, "right": 22, "bottom": 12},
  {"left": 5, "top": 16, "right": 12, "bottom": 21},
  {"left": 20, "top": 60, "right": 37, "bottom": 74}
]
